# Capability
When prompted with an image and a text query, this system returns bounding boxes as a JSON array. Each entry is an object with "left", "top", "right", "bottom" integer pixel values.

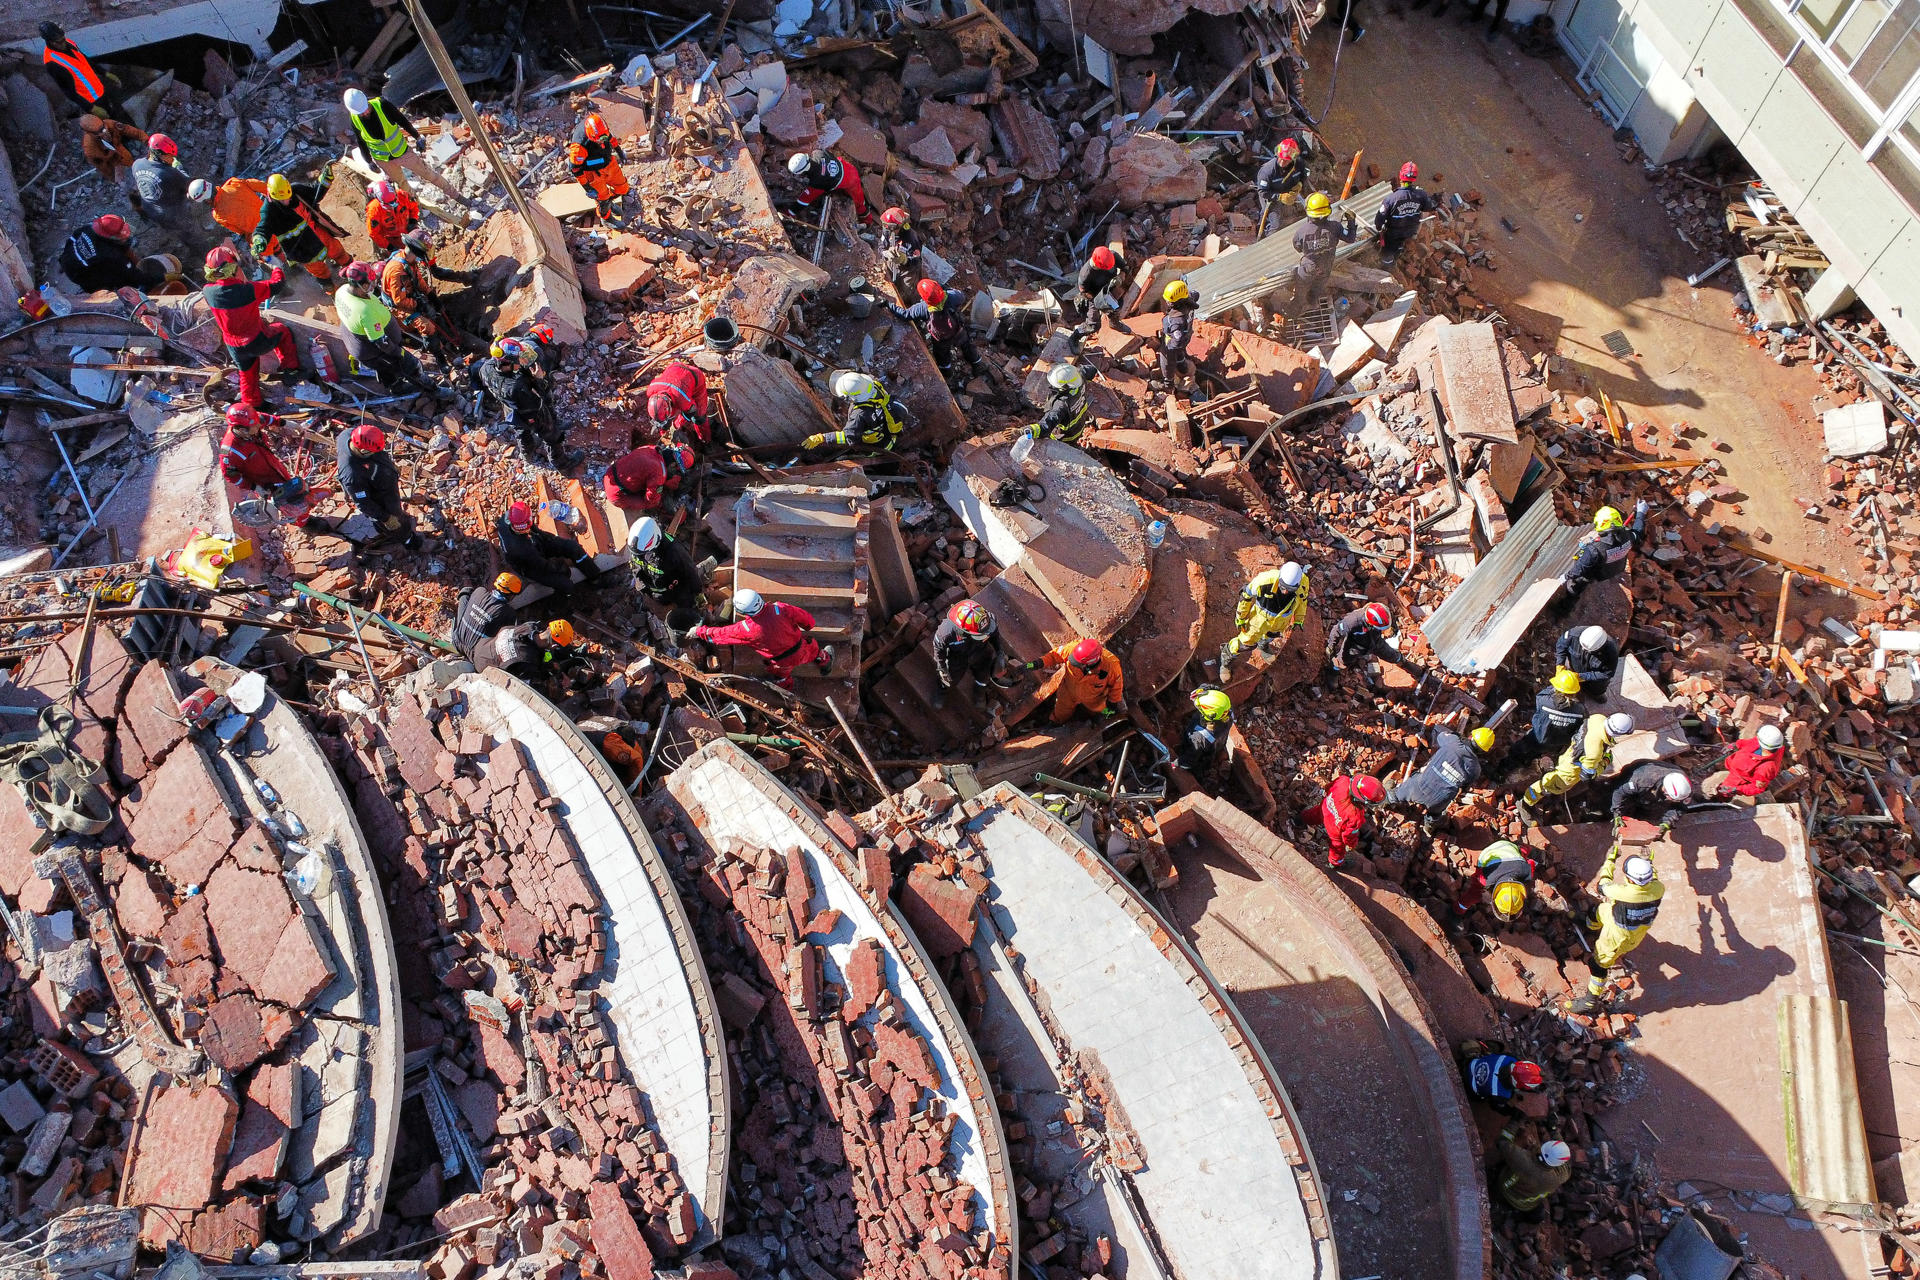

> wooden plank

[
  {"left": 1719, "top": 537, "right": 1882, "bottom": 601},
  {"left": 354, "top": 10, "right": 414, "bottom": 75},
  {"left": 1769, "top": 570, "right": 1794, "bottom": 673},
  {"left": 1434, "top": 321, "right": 1518, "bottom": 443}
]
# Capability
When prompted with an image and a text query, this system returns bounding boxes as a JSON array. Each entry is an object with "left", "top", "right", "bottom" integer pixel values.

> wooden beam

[
  {"left": 1779, "top": 647, "right": 1830, "bottom": 715},
  {"left": 1769, "top": 570, "right": 1793, "bottom": 673},
  {"left": 354, "top": 10, "right": 414, "bottom": 75},
  {"left": 1561, "top": 455, "right": 1704, "bottom": 473},
  {"left": 1185, "top": 50, "right": 1258, "bottom": 132},
  {"left": 1719, "top": 537, "right": 1883, "bottom": 601}
]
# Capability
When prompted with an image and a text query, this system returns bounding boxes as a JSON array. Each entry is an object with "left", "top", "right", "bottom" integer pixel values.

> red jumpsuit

[
  {"left": 204, "top": 267, "right": 297, "bottom": 409},
  {"left": 647, "top": 361, "right": 711, "bottom": 444},
  {"left": 219, "top": 430, "right": 290, "bottom": 490},
  {"left": 696, "top": 602, "right": 820, "bottom": 687},
  {"left": 365, "top": 190, "right": 422, "bottom": 254},
  {"left": 797, "top": 155, "right": 869, "bottom": 222},
  {"left": 1722, "top": 738, "right": 1784, "bottom": 796},
  {"left": 1320, "top": 776, "right": 1370, "bottom": 867},
  {"left": 602, "top": 444, "right": 669, "bottom": 511}
]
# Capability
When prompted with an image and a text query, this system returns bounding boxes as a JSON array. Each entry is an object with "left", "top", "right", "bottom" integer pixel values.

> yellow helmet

[
  {"left": 1162, "top": 279, "right": 1191, "bottom": 305},
  {"left": 1551, "top": 668, "right": 1583, "bottom": 697},
  {"left": 1491, "top": 881, "right": 1528, "bottom": 920},
  {"left": 1193, "top": 688, "right": 1232, "bottom": 723},
  {"left": 1305, "top": 191, "right": 1332, "bottom": 218},
  {"left": 1469, "top": 727, "right": 1495, "bottom": 753},
  {"left": 1593, "top": 505, "right": 1624, "bottom": 532},
  {"left": 266, "top": 173, "right": 292, "bottom": 201}
]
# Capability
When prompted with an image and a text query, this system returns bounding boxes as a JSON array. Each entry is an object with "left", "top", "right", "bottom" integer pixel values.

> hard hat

[
  {"left": 1661, "top": 772, "right": 1693, "bottom": 802},
  {"left": 39, "top": 21, "right": 66, "bottom": 44},
  {"left": 1354, "top": 775, "right": 1387, "bottom": 804},
  {"left": 1276, "top": 137, "right": 1300, "bottom": 163},
  {"left": 788, "top": 153, "right": 811, "bottom": 175},
  {"left": 1305, "top": 191, "right": 1333, "bottom": 218},
  {"left": 147, "top": 133, "right": 179, "bottom": 158},
  {"left": 1492, "top": 881, "right": 1528, "bottom": 920},
  {"left": 583, "top": 113, "right": 610, "bottom": 142},
  {"left": 204, "top": 244, "right": 240, "bottom": 279},
  {"left": 188, "top": 178, "right": 212, "bottom": 202},
  {"left": 647, "top": 393, "right": 675, "bottom": 423},
  {"left": 496, "top": 337, "right": 527, "bottom": 362},
  {"left": 1068, "top": 637, "right": 1104, "bottom": 668},
  {"left": 1162, "top": 279, "right": 1190, "bottom": 305},
  {"left": 370, "top": 178, "right": 397, "bottom": 206},
  {"left": 489, "top": 343, "right": 507, "bottom": 360},
  {"left": 1363, "top": 602, "right": 1391, "bottom": 630},
  {"left": 547, "top": 619, "right": 577, "bottom": 647},
  {"left": 1551, "top": 668, "right": 1582, "bottom": 697},
  {"left": 917, "top": 279, "right": 946, "bottom": 308},
  {"left": 1090, "top": 246, "right": 1116, "bottom": 270},
  {"left": 1478, "top": 840, "right": 1522, "bottom": 868},
  {"left": 493, "top": 572, "right": 523, "bottom": 595},
  {"left": 1398, "top": 161, "right": 1419, "bottom": 184},
  {"left": 401, "top": 230, "right": 433, "bottom": 257},
  {"left": 1193, "top": 688, "right": 1232, "bottom": 723},
  {"left": 1470, "top": 727, "right": 1496, "bottom": 753},
  {"left": 267, "top": 173, "right": 292, "bottom": 201},
  {"left": 881, "top": 206, "right": 909, "bottom": 227},
  {"left": 1757, "top": 724, "right": 1785, "bottom": 751},
  {"left": 92, "top": 214, "right": 131, "bottom": 241},
  {"left": 1048, "top": 364, "right": 1084, "bottom": 394},
  {"left": 506, "top": 500, "right": 533, "bottom": 532},
  {"left": 1593, "top": 505, "right": 1624, "bottom": 532},
  {"left": 1540, "top": 1140, "right": 1571, "bottom": 1168},
  {"left": 349, "top": 424, "right": 386, "bottom": 453},
  {"left": 1579, "top": 626, "right": 1609, "bottom": 653},
  {"left": 1605, "top": 712, "right": 1635, "bottom": 737},
  {"left": 832, "top": 371, "right": 881, "bottom": 403},
  {"left": 733, "top": 588, "right": 764, "bottom": 617},
  {"left": 343, "top": 88, "right": 370, "bottom": 114},
  {"left": 628, "top": 516, "right": 662, "bottom": 553},
  {"left": 342, "top": 261, "right": 376, "bottom": 288},
  {"left": 948, "top": 599, "right": 994, "bottom": 637},
  {"left": 1622, "top": 854, "right": 1655, "bottom": 886},
  {"left": 224, "top": 403, "right": 261, "bottom": 431},
  {"left": 528, "top": 324, "right": 555, "bottom": 345},
  {"left": 1278, "top": 561, "right": 1305, "bottom": 589},
  {"left": 1511, "top": 1060, "right": 1544, "bottom": 1091}
]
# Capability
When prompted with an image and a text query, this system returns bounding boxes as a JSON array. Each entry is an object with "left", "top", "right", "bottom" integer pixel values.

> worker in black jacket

[
  {"left": 1027, "top": 364, "right": 1090, "bottom": 444},
  {"left": 1157, "top": 279, "right": 1199, "bottom": 390},
  {"left": 476, "top": 339, "right": 580, "bottom": 467},
  {"left": 877, "top": 207, "right": 924, "bottom": 295},
  {"left": 889, "top": 279, "right": 978, "bottom": 383},
  {"left": 626, "top": 516, "right": 703, "bottom": 609},
  {"left": 1511, "top": 668, "right": 1587, "bottom": 763},
  {"left": 1560, "top": 501, "right": 1649, "bottom": 596},
  {"left": 59, "top": 215, "right": 165, "bottom": 292},
  {"left": 496, "top": 500, "right": 598, "bottom": 594},
  {"left": 451, "top": 573, "right": 523, "bottom": 661},
  {"left": 1392, "top": 724, "right": 1494, "bottom": 833},
  {"left": 931, "top": 599, "right": 1006, "bottom": 709},
  {"left": 477, "top": 618, "right": 587, "bottom": 690},
  {"left": 1255, "top": 137, "right": 1309, "bottom": 229},
  {"left": 1375, "top": 162, "right": 1439, "bottom": 265},
  {"left": 1288, "top": 191, "right": 1357, "bottom": 313},
  {"left": 251, "top": 173, "right": 348, "bottom": 281},
  {"left": 1553, "top": 625, "right": 1620, "bottom": 697},
  {"left": 1074, "top": 245, "right": 1124, "bottom": 313},
  {"left": 1609, "top": 763, "right": 1693, "bottom": 832},
  {"left": 336, "top": 424, "right": 418, "bottom": 548},
  {"left": 1327, "top": 602, "right": 1424, "bottom": 679}
]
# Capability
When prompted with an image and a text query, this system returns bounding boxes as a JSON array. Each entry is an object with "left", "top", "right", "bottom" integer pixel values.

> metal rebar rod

[
  {"left": 47, "top": 426, "right": 97, "bottom": 524},
  {"left": 50, "top": 468, "right": 135, "bottom": 569}
]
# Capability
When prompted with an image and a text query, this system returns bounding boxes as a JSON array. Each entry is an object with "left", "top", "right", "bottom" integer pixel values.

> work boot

[
  {"left": 816, "top": 644, "right": 836, "bottom": 672},
  {"left": 1567, "top": 993, "right": 1605, "bottom": 1017},
  {"left": 1515, "top": 799, "right": 1536, "bottom": 826}
]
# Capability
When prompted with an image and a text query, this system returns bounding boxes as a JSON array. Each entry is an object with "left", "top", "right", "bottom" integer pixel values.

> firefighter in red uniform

[
  {"left": 1707, "top": 724, "right": 1787, "bottom": 803},
  {"left": 218, "top": 405, "right": 314, "bottom": 525},
  {"left": 601, "top": 441, "right": 691, "bottom": 512},
  {"left": 787, "top": 150, "right": 870, "bottom": 223},
  {"left": 1319, "top": 774, "right": 1385, "bottom": 868},
  {"left": 689, "top": 589, "right": 835, "bottom": 688},
  {"left": 645, "top": 359, "right": 712, "bottom": 445},
  {"left": 202, "top": 246, "right": 298, "bottom": 410}
]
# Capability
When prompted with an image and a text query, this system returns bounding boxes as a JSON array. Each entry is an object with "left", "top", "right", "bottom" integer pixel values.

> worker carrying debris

[
  {"left": 252, "top": 173, "right": 350, "bottom": 281},
  {"left": 498, "top": 500, "right": 601, "bottom": 595},
  {"left": 1027, "top": 365, "right": 1090, "bottom": 445},
  {"left": 383, "top": 231, "right": 485, "bottom": 357},
  {"left": 1519, "top": 711, "right": 1634, "bottom": 824},
  {"left": 1289, "top": 192, "right": 1358, "bottom": 313},
  {"left": 645, "top": 360, "right": 712, "bottom": 445},
  {"left": 337, "top": 261, "right": 441, "bottom": 401},
  {"left": 40, "top": 23, "right": 124, "bottom": 120},
  {"left": 1453, "top": 840, "right": 1535, "bottom": 921},
  {"left": 878, "top": 208, "right": 925, "bottom": 294},
  {"left": 1326, "top": 602, "right": 1424, "bottom": 684},
  {"left": 1560, "top": 501, "right": 1649, "bottom": 596},
  {"left": 337, "top": 424, "right": 419, "bottom": 549},
  {"left": 1574, "top": 844, "right": 1664, "bottom": 1014},
  {"left": 805, "top": 372, "right": 906, "bottom": 453},
  {"left": 79, "top": 114, "right": 143, "bottom": 186},
  {"left": 603, "top": 441, "right": 690, "bottom": 512},
  {"left": 1495, "top": 1127, "right": 1572, "bottom": 1218},
  {"left": 888, "top": 280, "right": 979, "bottom": 384},
  {"left": 1156, "top": 280, "right": 1199, "bottom": 391},
  {"left": 1220, "top": 562, "right": 1310, "bottom": 681},
  {"left": 1554, "top": 625, "right": 1619, "bottom": 696},
  {"left": 218, "top": 405, "right": 312, "bottom": 525},
  {"left": 1023, "top": 638, "right": 1125, "bottom": 724},
  {"left": 787, "top": 149, "right": 870, "bottom": 223},
  {"left": 1318, "top": 773, "right": 1385, "bottom": 868},
  {"left": 364, "top": 179, "right": 421, "bottom": 254},
  {"left": 131, "top": 133, "right": 205, "bottom": 252},
  {"left": 1374, "top": 162, "right": 1439, "bottom": 266},
  {"left": 451, "top": 573, "right": 523, "bottom": 662},
  {"left": 1173, "top": 687, "right": 1235, "bottom": 776},
  {"left": 931, "top": 599, "right": 1006, "bottom": 710},
  {"left": 61, "top": 215, "right": 165, "bottom": 293},
  {"left": 569, "top": 113, "right": 631, "bottom": 223},
  {"left": 477, "top": 339, "right": 580, "bottom": 467},
  {"left": 627, "top": 517, "right": 704, "bottom": 609},
  {"left": 1255, "top": 137, "right": 1309, "bottom": 232},
  {"left": 203, "top": 246, "right": 297, "bottom": 410},
  {"left": 1513, "top": 668, "right": 1588, "bottom": 762},
  {"left": 1074, "top": 245, "right": 1124, "bottom": 313},
  {"left": 1392, "top": 724, "right": 1494, "bottom": 833},
  {"left": 1458, "top": 1039, "right": 1545, "bottom": 1114},
  {"left": 689, "top": 589, "right": 834, "bottom": 690},
  {"left": 204, "top": 175, "right": 270, "bottom": 243},
  {"left": 344, "top": 87, "right": 470, "bottom": 207},
  {"left": 1704, "top": 724, "right": 1786, "bottom": 803},
  {"left": 1609, "top": 764, "right": 1693, "bottom": 831},
  {"left": 477, "top": 618, "right": 587, "bottom": 688}
]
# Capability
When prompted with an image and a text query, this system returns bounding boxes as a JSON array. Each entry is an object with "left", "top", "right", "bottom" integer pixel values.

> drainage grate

[
  {"left": 1601, "top": 329, "right": 1636, "bottom": 359},
  {"left": 1282, "top": 298, "right": 1340, "bottom": 350}
]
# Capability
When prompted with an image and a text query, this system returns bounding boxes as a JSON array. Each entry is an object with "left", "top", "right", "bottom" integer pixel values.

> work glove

[
  {"left": 1580, "top": 767, "right": 1596, "bottom": 780},
  {"left": 1022, "top": 660, "right": 1042, "bottom": 672},
  {"left": 802, "top": 433, "right": 826, "bottom": 449},
  {"left": 1099, "top": 705, "right": 1119, "bottom": 717},
  {"left": 1634, "top": 499, "right": 1650, "bottom": 516}
]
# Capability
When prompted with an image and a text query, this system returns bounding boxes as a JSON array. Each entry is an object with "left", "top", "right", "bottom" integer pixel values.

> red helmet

[
  {"left": 1399, "top": 161, "right": 1419, "bottom": 185},
  {"left": 349, "top": 424, "right": 386, "bottom": 453},
  {"left": 506, "top": 500, "right": 533, "bottom": 532},
  {"left": 92, "top": 214, "right": 131, "bottom": 241},
  {"left": 1353, "top": 775, "right": 1387, "bottom": 804},
  {"left": 225, "top": 403, "right": 261, "bottom": 431},
  {"left": 342, "top": 261, "right": 377, "bottom": 288},
  {"left": 496, "top": 337, "right": 527, "bottom": 362},
  {"left": 1363, "top": 602, "right": 1391, "bottom": 630},
  {"left": 1068, "top": 638, "right": 1103, "bottom": 668},
  {"left": 204, "top": 244, "right": 240, "bottom": 279},
  {"left": 1511, "top": 1060, "right": 1544, "bottom": 1091},
  {"left": 948, "top": 600, "right": 994, "bottom": 637},
  {"left": 880, "top": 207, "right": 909, "bottom": 227},
  {"left": 370, "top": 178, "right": 399, "bottom": 207},
  {"left": 1276, "top": 137, "right": 1300, "bottom": 164},
  {"left": 147, "top": 133, "right": 179, "bottom": 158},
  {"left": 528, "top": 324, "right": 555, "bottom": 346},
  {"left": 647, "top": 393, "right": 675, "bottom": 424},
  {"left": 917, "top": 279, "right": 946, "bottom": 308},
  {"left": 583, "top": 114, "right": 610, "bottom": 142},
  {"left": 1090, "top": 246, "right": 1115, "bottom": 270}
]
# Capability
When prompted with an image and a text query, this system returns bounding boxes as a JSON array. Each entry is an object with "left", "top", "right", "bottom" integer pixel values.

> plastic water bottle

[
  {"left": 37, "top": 284, "right": 73, "bottom": 317},
  {"left": 1146, "top": 518, "right": 1168, "bottom": 549},
  {"left": 541, "top": 500, "right": 578, "bottom": 527}
]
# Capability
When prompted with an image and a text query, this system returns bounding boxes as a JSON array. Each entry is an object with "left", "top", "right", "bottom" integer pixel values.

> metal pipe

[
  {"left": 1242, "top": 380, "right": 1416, "bottom": 467},
  {"left": 51, "top": 468, "right": 135, "bottom": 568},
  {"left": 48, "top": 425, "right": 97, "bottom": 524}
]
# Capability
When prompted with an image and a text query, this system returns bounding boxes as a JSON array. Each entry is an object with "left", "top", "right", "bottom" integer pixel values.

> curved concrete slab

[
  {"left": 664, "top": 739, "right": 1015, "bottom": 1258},
  {"left": 451, "top": 669, "right": 729, "bottom": 1234}
]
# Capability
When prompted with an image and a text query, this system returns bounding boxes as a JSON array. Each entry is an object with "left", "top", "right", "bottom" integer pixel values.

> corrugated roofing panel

[
  {"left": 1185, "top": 183, "right": 1393, "bottom": 319},
  {"left": 1419, "top": 496, "right": 1584, "bottom": 674}
]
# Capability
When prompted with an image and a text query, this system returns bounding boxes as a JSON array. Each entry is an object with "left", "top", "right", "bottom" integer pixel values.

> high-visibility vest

[
  {"left": 44, "top": 46, "right": 105, "bottom": 102},
  {"left": 350, "top": 98, "right": 409, "bottom": 162}
]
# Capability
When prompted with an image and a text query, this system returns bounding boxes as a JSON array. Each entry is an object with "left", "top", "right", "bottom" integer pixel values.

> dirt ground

[{"left": 1301, "top": 12, "right": 1856, "bottom": 577}]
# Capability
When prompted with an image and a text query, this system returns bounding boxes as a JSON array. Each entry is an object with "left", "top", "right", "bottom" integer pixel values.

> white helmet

[
  {"left": 733, "top": 588, "right": 764, "bottom": 617},
  {"left": 1660, "top": 772, "right": 1693, "bottom": 802},
  {"left": 1757, "top": 724, "right": 1785, "bottom": 751},
  {"left": 832, "top": 370, "right": 881, "bottom": 403},
  {"left": 1048, "top": 364, "right": 1084, "bottom": 394},
  {"left": 187, "top": 178, "right": 213, "bottom": 202},
  {"left": 1278, "top": 561, "right": 1305, "bottom": 589},
  {"left": 1621, "top": 854, "right": 1655, "bottom": 886},
  {"left": 1605, "top": 713, "right": 1635, "bottom": 737},
  {"left": 1540, "top": 1140, "right": 1572, "bottom": 1167},
  {"left": 628, "top": 516, "right": 661, "bottom": 553},
  {"left": 343, "top": 88, "right": 370, "bottom": 114},
  {"left": 1580, "top": 626, "right": 1609, "bottom": 652},
  {"left": 788, "top": 153, "right": 811, "bottom": 175}
]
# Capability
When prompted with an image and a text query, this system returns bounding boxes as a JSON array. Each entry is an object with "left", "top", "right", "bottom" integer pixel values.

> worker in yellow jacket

[
  {"left": 1219, "top": 561, "right": 1309, "bottom": 681},
  {"left": 1572, "top": 842, "right": 1664, "bottom": 1014},
  {"left": 1518, "top": 711, "right": 1633, "bottom": 824}
]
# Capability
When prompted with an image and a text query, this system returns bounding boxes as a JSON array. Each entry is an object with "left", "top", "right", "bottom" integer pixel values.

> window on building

[{"left": 1781, "top": 0, "right": 1920, "bottom": 184}]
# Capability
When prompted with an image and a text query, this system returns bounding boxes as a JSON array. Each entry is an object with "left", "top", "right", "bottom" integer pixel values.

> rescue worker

[
  {"left": 477, "top": 339, "right": 579, "bottom": 466},
  {"left": 1609, "top": 763, "right": 1693, "bottom": 831},
  {"left": 930, "top": 599, "right": 1006, "bottom": 710},
  {"left": 645, "top": 359, "right": 711, "bottom": 446},
  {"left": 787, "top": 149, "right": 870, "bottom": 223},
  {"left": 1574, "top": 843, "right": 1664, "bottom": 1014},
  {"left": 1453, "top": 840, "right": 1536, "bottom": 921},
  {"left": 1553, "top": 624, "right": 1620, "bottom": 697},
  {"left": 805, "top": 372, "right": 906, "bottom": 453},
  {"left": 1319, "top": 773, "right": 1385, "bottom": 868},
  {"left": 689, "top": 589, "right": 835, "bottom": 689},
  {"left": 130, "top": 133, "right": 202, "bottom": 250},
  {"left": 60, "top": 215, "right": 164, "bottom": 292},
  {"left": 343, "top": 87, "right": 470, "bottom": 206},
  {"left": 336, "top": 261, "right": 440, "bottom": 400},
  {"left": 1517, "top": 668, "right": 1587, "bottom": 761},
  {"left": 451, "top": 573, "right": 523, "bottom": 662},
  {"left": 1392, "top": 724, "right": 1495, "bottom": 833},
  {"left": 497, "top": 500, "right": 599, "bottom": 595},
  {"left": 40, "top": 23, "right": 124, "bottom": 120},
  {"left": 1027, "top": 364, "right": 1090, "bottom": 445},
  {"left": 364, "top": 179, "right": 421, "bottom": 254},
  {"left": 1705, "top": 724, "right": 1786, "bottom": 803},
  {"left": 336, "top": 424, "right": 418, "bottom": 548},
  {"left": 382, "top": 230, "right": 485, "bottom": 356},
  {"left": 1021, "top": 637, "right": 1125, "bottom": 724},
  {"left": 205, "top": 175, "right": 271, "bottom": 245},
  {"left": 78, "top": 113, "right": 143, "bottom": 186},
  {"left": 477, "top": 618, "right": 586, "bottom": 687},
  {"left": 1074, "top": 245, "right": 1124, "bottom": 313},
  {"left": 878, "top": 207, "right": 925, "bottom": 295},
  {"left": 1374, "top": 162, "right": 1439, "bottom": 266},
  {"left": 1519, "top": 711, "right": 1635, "bottom": 824},
  {"left": 888, "top": 279, "right": 979, "bottom": 384},
  {"left": 1156, "top": 279, "right": 1198, "bottom": 390},
  {"left": 1174, "top": 686, "right": 1235, "bottom": 776},
  {"left": 1220, "top": 561, "right": 1309, "bottom": 681},
  {"left": 218, "top": 404, "right": 311, "bottom": 525},
  {"left": 1560, "top": 500, "right": 1649, "bottom": 596},
  {"left": 1255, "top": 137, "right": 1309, "bottom": 227},
  {"left": 602, "top": 441, "right": 690, "bottom": 512},
  {"left": 626, "top": 516, "right": 704, "bottom": 610},
  {"left": 525, "top": 323, "right": 563, "bottom": 379},
  {"left": 252, "top": 173, "right": 350, "bottom": 281},
  {"left": 1459, "top": 1041, "right": 1545, "bottom": 1115},
  {"left": 568, "top": 113, "right": 630, "bottom": 222},
  {"left": 202, "top": 245, "right": 297, "bottom": 410},
  {"left": 1326, "top": 601, "right": 1424, "bottom": 682},
  {"left": 1496, "top": 1128, "right": 1571, "bottom": 1218},
  {"left": 1289, "top": 191, "right": 1358, "bottom": 313}
]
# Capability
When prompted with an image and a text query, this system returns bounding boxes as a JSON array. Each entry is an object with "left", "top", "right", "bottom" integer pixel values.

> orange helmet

[
  {"left": 1068, "top": 638, "right": 1103, "bottom": 669},
  {"left": 506, "top": 500, "right": 533, "bottom": 532},
  {"left": 528, "top": 324, "right": 555, "bottom": 346},
  {"left": 917, "top": 279, "right": 946, "bottom": 308},
  {"left": 583, "top": 114, "right": 610, "bottom": 143},
  {"left": 493, "top": 572, "right": 523, "bottom": 595},
  {"left": 1090, "top": 246, "right": 1115, "bottom": 270},
  {"left": 547, "top": 619, "right": 577, "bottom": 646}
]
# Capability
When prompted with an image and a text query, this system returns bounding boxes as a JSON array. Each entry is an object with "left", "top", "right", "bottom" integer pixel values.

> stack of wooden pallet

[{"left": 1726, "top": 182, "right": 1831, "bottom": 273}]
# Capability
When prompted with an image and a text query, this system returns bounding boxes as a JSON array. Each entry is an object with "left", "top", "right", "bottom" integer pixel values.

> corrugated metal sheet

[
  {"left": 1419, "top": 497, "right": 1584, "bottom": 674},
  {"left": 1184, "top": 183, "right": 1393, "bottom": 320},
  {"left": 1779, "top": 993, "right": 1877, "bottom": 1210}
]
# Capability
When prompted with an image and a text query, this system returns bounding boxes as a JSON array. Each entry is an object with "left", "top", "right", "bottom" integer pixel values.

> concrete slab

[
  {"left": 1823, "top": 400, "right": 1888, "bottom": 459},
  {"left": 1434, "top": 321, "right": 1518, "bottom": 444},
  {"left": 1596, "top": 653, "right": 1687, "bottom": 770}
]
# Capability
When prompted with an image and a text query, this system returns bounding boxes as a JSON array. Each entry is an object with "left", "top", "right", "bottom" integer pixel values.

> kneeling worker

[
  {"left": 1020, "top": 638, "right": 1124, "bottom": 723},
  {"left": 451, "top": 573, "right": 522, "bottom": 662}
]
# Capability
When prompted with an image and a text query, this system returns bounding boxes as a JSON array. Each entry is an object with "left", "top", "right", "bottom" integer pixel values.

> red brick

[
  {"left": 122, "top": 1081, "right": 239, "bottom": 1210},
  {"left": 843, "top": 937, "right": 887, "bottom": 1019},
  {"left": 585, "top": 1180, "right": 654, "bottom": 1280},
  {"left": 897, "top": 864, "right": 979, "bottom": 958}
]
